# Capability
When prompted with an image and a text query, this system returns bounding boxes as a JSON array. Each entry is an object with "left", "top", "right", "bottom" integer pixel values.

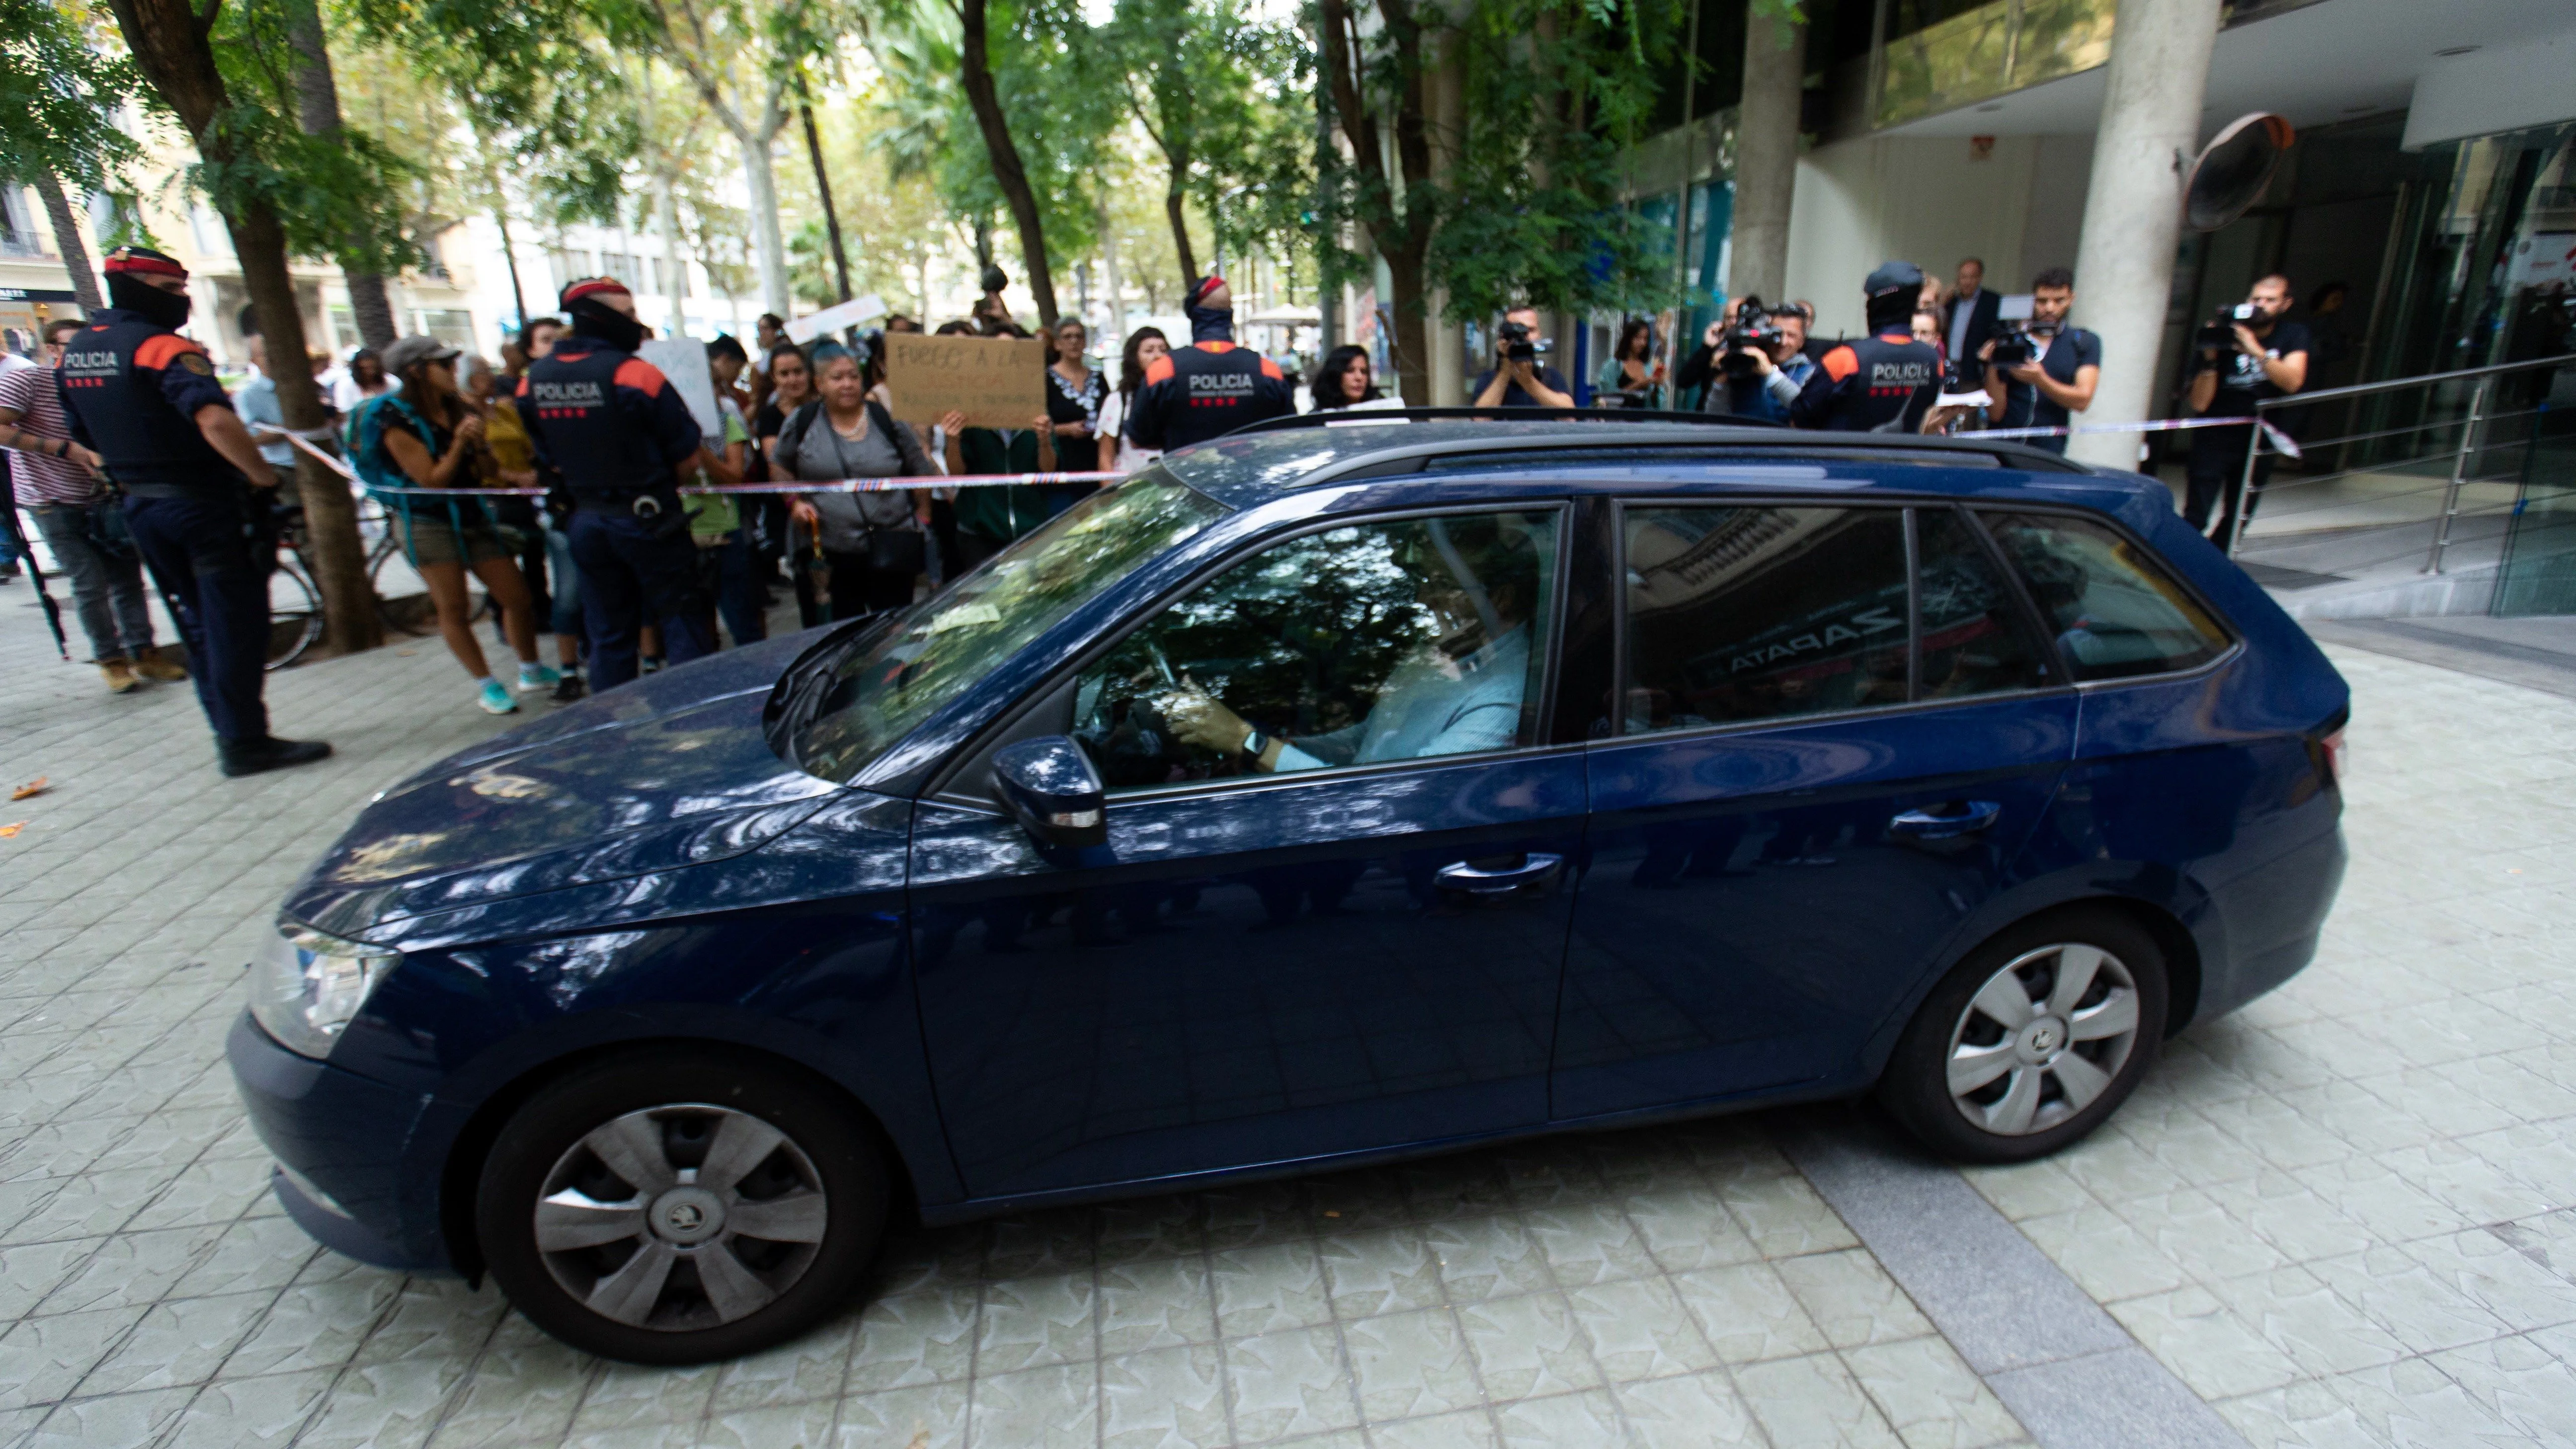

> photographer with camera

[
  {"left": 1790, "top": 262, "right": 1943, "bottom": 433},
  {"left": 1471, "top": 307, "right": 1575, "bottom": 409},
  {"left": 1980, "top": 268, "right": 2100, "bottom": 456},
  {"left": 2184, "top": 273, "right": 2308, "bottom": 541},
  {"left": 1675, "top": 297, "right": 1816, "bottom": 421}
]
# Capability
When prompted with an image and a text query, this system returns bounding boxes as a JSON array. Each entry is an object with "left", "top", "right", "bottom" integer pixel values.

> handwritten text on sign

[{"left": 884, "top": 334, "right": 1046, "bottom": 428}]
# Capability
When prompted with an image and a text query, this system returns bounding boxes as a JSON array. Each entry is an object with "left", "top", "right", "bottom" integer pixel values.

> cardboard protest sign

[
  {"left": 636, "top": 337, "right": 724, "bottom": 440},
  {"left": 883, "top": 333, "right": 1046, "bottom": 428}
]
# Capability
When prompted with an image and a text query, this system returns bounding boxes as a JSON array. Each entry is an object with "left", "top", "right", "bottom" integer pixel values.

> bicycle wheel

[{"left": 266, "top": 557, "right": 324, "bottom": 670}]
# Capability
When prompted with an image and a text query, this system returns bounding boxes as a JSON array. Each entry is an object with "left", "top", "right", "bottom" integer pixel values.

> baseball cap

[
  {"left": 1187, "top": 275, "right": 1229, "bottom": 308},
  {"left": 1863, "top": 261, "right": 1925, "bottom": 303},
  {"left": 381, "top": 334, "right": 462, "bottom": 375}
]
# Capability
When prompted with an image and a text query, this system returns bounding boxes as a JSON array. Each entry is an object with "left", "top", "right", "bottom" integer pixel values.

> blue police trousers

[
  {"left": 122, "top": 491, "right": 272, "bottom": 742},
  {"left": 566, "top": 507, "right": 714, "bottom": 690}
]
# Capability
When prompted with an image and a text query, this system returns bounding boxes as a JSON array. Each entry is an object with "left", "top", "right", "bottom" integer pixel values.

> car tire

[
  {"left": 1878, "top": 909, "right": 2169, "bottom": 1164},
  {"left": 475, "top": 1050, "right": 888, "bottom": 1365}
]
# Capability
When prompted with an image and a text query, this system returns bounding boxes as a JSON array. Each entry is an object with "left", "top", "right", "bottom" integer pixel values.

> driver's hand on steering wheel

[{"left": 1157, "top": 675, "right": 1252, "bottom": 754}]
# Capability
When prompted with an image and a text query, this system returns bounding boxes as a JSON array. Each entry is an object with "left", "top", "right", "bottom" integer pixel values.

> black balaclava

[
  {"left": 1183, "top": 276, "right": 1234, "bottom": 345},
  {"left": 108, "top": 272, "right": 192, "bottom": 330},
  {"left": 567, "top": 295, "right": 646, "bottom": 353}
]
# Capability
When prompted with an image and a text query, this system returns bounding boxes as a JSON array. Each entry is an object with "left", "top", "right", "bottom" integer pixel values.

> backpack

[{"left": 343, "top": 392, "right": 438, "bottom": 496}]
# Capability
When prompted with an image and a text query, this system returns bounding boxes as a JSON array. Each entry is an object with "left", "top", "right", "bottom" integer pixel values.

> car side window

[
  {"left": 1916, "top": 508, "right": 2051, "bottom": 699},
  {"left": 1980, "top": 512, "right": 2229, "bottom": 681},
  {"left": 1623, "top": 506, "right": 1910, "bottom": 731},
  {"left": 1072, "top": 510, "right": 1560, "bottom": 792}
]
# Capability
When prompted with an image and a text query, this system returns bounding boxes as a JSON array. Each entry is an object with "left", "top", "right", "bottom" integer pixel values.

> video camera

[
  {"left": 1719, "top": 296, "right": 1782, "bottom": 379},
  {"left": 1987, "top": 318, "right": 2059, "bottom": 368},
  {"left": 2197, "top": 301, "right": 2260, "bottom": 353},
  {"left": 1496, "top": 320, "right": 1553, "bottom": 364}
]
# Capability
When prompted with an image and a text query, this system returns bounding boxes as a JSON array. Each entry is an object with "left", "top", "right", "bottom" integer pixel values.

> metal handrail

[
  {"left": 2225, "top": 353, "right": 2571, "bottom": 571},
  {"left": 2251, "top": 352, "right": 2576, "bottom": 411}
]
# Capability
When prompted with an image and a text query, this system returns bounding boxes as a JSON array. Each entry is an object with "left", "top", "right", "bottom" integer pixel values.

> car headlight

[{"left": 250, "top": 917, "right": 399, "bottom": 1059}]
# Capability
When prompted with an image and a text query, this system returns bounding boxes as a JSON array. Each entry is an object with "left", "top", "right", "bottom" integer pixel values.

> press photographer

[
  {"left": 1675, "top": 297, "right": 1816, "bottom": 422},
  {"left": 1471, "top": 307, "right": 1575, "bottom": 409},
  {"left": 1980, "top": 267, "right": 2100, "bottom": 455},
  {"left": 2184, "top": 273, "right": 2308, "bottom": 541}
]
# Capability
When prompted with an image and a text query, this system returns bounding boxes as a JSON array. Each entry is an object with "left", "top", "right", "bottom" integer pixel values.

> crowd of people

[{"left": 0, "top": 241, "right": 2318, "bottom": 778}]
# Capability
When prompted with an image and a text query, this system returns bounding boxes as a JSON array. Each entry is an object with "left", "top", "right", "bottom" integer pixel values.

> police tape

[
  {"left": 1956, "top": 415, "right": 2303, "bottom": 459},
  {"left": 253, "top": 423, "right": 1119, "bottom": 495}
]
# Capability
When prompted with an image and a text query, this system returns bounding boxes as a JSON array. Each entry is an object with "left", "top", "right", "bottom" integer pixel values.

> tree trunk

[
  {"left": 1097, "top": 193, "right": 1123, "bottom": 341},
  {"left": 494, "top": 200, "right": 529, "bottom": 327},
  {"left": 1727, "top": 5, "right": 1804, "bottom": 304},
  {"left": 958, "top": 0, "right": 1058, "bottom": 328},
  {"left": 740, "top": 123, "right": 792, "bottom": 318},
  {"left": 34, "top": 173, "right": 101, "bottom": 310},
  {"left": 798, "top": 84, "right": 853, "bottom": 305},
  {"left": 1319, "top": 0, "right": 1436, "bottom": 407},
  {"left": 105, "top": 0, "right": 381, "bottom": 656},
  {"left": 282, "top": 0, "right": 399, "bottom": 349},
  {"left": 1163, "top": 154, "right": 1198, "bottom": 285}
]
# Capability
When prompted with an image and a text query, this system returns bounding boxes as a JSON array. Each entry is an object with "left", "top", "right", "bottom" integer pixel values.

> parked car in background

[{"left": 232, "top": 417, "right": 2349, "bottom": 1363}]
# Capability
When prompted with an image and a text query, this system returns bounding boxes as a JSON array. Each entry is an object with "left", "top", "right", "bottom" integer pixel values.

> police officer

[
  {"left": 56, "top": 247, "right": 331, "bottom": 777},
  {"left": 1127, "top": 276, "right": 1297, "bottom": 452},
  {"left": 517, "top": 278, "right": 717, "bottom": 690},
  {"left": 1790, "top": 262, "right": 1944, "bottom": 434}
]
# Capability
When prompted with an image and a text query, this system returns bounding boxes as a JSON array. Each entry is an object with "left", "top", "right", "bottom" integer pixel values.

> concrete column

[
  {"left": 1727, "top": 8, "right": 1806, "bottom": 304},
  {"left": 2066, "top": 0, "right": 2222, "bottom": 471}
]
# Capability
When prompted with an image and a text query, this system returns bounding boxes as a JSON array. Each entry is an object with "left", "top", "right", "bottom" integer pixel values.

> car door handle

[
  {"left": 1436, "top": 852, "right": 1566, "bottom": 895},
  {"left": 1889, "top": 802, "right": 2004, "bottom": 840}
]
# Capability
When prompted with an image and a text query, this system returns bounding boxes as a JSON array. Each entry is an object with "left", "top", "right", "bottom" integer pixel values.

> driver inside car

[{"left": 1150, "top": 518, "right": 1542, "bottom": 774}]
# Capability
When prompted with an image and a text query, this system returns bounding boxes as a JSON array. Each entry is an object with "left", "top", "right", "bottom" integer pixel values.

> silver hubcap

[
  {"left": 533, "top": 1104, "right": 828, "bottom": 1331},
  {"left": 1946, "top": 943, "right": 2140, "bottom": 1137}
]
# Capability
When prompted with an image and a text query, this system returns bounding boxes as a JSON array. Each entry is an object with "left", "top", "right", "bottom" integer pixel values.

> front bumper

[{"left": 226, "top": 1011, "right": 452, "bottom": 1274}]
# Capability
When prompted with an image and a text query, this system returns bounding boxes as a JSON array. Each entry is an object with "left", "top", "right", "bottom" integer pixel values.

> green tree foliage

[
  {"left": 1101, "top": 0, "right": 1307, "bottom": 290},
  {"left": 0, "top": 0, "right": 144, "bottom": 192},
  {"left": 191, "top": 0, "right": 419, "bottom": 277},
  {"left": 342, "top": 0, "right": 639, "bottom": 230},
  {"left": 1430, "top": 0, "right": 1690, "bottom": 321}
]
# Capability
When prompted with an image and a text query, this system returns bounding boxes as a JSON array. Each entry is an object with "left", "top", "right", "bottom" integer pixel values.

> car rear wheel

[
  {"left": 1878, "top": 910, "right": 2168, "bottom": 1163},
  {"left": 475, "top": 1051, "right": 887, "bottom": 1364}
]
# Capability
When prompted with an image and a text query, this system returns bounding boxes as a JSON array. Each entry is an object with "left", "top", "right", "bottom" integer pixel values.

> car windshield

[{"left": 792, "top": 474, "right": 1227, "bottom": 781}]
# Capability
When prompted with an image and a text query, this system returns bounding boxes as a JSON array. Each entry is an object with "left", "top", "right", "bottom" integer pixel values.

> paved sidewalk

[{"left": 1, "top": 588, "right": 2573, "bottom": 1449}]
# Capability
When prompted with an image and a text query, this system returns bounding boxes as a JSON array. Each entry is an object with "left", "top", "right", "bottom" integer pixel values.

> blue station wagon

[{"left": 230, "top": 417, "right": 2350, "bottom": 1363}]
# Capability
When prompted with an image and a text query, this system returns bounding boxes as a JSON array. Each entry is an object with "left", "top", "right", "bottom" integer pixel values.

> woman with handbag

[{"left": 774, "top": 342, "right": 937, "bottom": 621}]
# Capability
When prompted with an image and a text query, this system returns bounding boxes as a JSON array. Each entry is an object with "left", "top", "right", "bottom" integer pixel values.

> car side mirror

[{"left": 992, "top": 736, "right": 1107, "bottom": 851}]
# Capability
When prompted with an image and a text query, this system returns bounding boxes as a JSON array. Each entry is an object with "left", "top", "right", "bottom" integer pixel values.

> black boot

[{"left": 219, "top": 735, "right": 334, "bottom": 778}]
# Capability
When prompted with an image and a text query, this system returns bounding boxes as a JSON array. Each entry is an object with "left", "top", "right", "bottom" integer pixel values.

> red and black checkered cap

[{"left": 103, "top": 246, "right": 188, "bottom": 280}]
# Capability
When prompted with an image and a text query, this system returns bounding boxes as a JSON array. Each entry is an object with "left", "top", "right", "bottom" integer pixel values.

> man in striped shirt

[{"left": 0, "top": 317, "right": 180, "bottom": 693}]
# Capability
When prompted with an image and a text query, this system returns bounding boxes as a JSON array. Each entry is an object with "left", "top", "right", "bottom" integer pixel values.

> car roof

[{"left": 1155, "top": 417, "right": 2160, "bottom": 520}]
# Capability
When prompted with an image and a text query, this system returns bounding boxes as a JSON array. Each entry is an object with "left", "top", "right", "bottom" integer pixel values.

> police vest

[
  {"left": 1816, "top": 333, "right": 1941, "bottom": 433},
  {"left": 520, "top": 345, "right": 670, "bottom": 496},
  {"left": 1131, "top": 342, "right": 1297, "bottom": 451},
  {"left": 56, "top": 314, "right": 240, "bottom": 490}
]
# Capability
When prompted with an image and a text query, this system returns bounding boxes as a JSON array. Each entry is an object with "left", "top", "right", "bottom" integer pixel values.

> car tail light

[{"left": 2315, "top": 726, "right": 2347, "bottom": 789}]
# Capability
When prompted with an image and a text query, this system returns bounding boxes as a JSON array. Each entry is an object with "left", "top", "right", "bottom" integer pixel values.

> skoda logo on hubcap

[{"left": 648, "top": 1186, "right": 726, "bottom": 1245}]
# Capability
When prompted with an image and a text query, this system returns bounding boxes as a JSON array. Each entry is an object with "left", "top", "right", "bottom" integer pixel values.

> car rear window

[
  {"left": 1979, "top": 512, "right": 2229, "bottom": 681},
  {"left": 1623, "top": 506, "right": 1911, "bottom": 730}
]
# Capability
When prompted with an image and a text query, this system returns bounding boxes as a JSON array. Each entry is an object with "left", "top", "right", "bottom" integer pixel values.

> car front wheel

[
  {"left": 1879, "top": 909, "right": 2169, "bottom": 1163},
  {"left": 475, "top": 1050, "right": 887, "bottom": 1364}
]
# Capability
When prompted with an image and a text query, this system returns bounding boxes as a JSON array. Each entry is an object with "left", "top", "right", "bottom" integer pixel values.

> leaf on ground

[
  {"left": 0, "top": 822, "right": 23, "bottom": 838},
  {"left": 10, "top": 777, "right": 47, "bottom": 801}
]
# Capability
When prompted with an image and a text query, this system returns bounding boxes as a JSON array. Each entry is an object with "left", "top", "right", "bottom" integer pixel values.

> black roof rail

[
  {"left": 1232, "top": 406, "right": 1794, "bottom": 436},
  {"left": 1216, "top": 409, "right": 2095, "bottom": 475}
]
